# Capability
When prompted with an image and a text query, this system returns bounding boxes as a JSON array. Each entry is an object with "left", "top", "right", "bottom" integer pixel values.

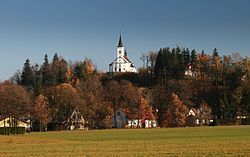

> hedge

[{"left": 0, "top": 127, "right": 26, "bottom": 135}]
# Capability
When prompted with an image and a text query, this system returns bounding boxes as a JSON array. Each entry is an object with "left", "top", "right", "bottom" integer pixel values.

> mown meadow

[{"left": 0, "top": 126, "right": 250, "bottom": 157}]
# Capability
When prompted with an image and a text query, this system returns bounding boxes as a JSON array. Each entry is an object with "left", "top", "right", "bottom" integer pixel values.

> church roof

[
  {"left": 124, "top": 55, "right": 132, "bottom": 64},
  {"left": 118, "top": 33, "right": 123, "bottom": 47}
]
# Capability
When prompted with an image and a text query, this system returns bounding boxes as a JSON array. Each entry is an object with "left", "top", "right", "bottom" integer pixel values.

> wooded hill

[{"left": 1, "top": 46, "right": 249, "bottom": 130}]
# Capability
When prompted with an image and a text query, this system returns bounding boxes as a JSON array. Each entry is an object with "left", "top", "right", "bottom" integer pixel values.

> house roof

[
  {"left": 110, "top": 56, "right": 132, "bottom": 65},
  {"left": 188, "top": 108, "right": 197, "bottom": 116},
  {"left": 0, "top": 116, "right": 29, "bottom": 124},
  {"left": 124, "top": 53, "right": 133, "bottom": 64}
]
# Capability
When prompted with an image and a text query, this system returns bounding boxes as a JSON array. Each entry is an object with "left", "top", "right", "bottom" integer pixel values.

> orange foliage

[
  {"left": 34, "top": 94, "right": 51, "bottom": 124},
  {"left": 65, "top": 68, "right": 73, "bottom": 82},
  {"left": 84, "top": 59, "right": 94, "bottom": 74},
  {"left": 140, "top": 96, "right": 156, "bottom": 126},
  {"left": 55, "top": 83, "right": 77, "bottom": 93},
  {"left": 164, "top": 93, "right": 189, "bottom": 127}
]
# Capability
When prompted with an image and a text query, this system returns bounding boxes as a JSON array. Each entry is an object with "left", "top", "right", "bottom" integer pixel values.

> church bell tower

[{"left": 116, "top": 33, "right": 125, "bottom": 58}]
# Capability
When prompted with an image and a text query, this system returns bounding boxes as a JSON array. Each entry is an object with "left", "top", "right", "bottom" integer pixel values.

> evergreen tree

[
  {"left": 52, "top": 53, "right": 59, "bottom": 63},
  {"left": 51, "top": 53, "right": 68, "bottom": 84},
  {"left": 154, "top": 49, "right": 164, "bottom": 76},
  {"left": 33, "top": 64, "right": 43, "bottom": 95},
  {"left": 218, "top": 92, "right": 228, "bottom": 123},
  {"left": 190, "top": 49, "right": 198, "bottom": 77},
  {"left": 230, "top": 87, "right": 243, "bottom": 121},
  {"left": 21, "top": 59, "right": 34, "bottom": 91},
  {"left": 183, "top": 48, "right": 191, "bottom": 65},
  {"left": 171, "top": 48, "right": 178, "bottom": 78},
  {"left": 212, "top": 48, "right": 219, "bottom": 59},
  {"left": 44, "top": 54, "right": 49, "bottom": 67},
  {"left": 42, "top": 54, "right": 56, "bottom": 87},
  {"left": 212, "top": 48, "right": 221, "bottom": 86},
  {"left": 57, "top": 58, "right": 68, "bottom": 83},
  {"left": 174, "top": 47, "right": 184, "bottom": 79},
  {"left": 74, "top": 63, "right": 85, "bottom": 80}
]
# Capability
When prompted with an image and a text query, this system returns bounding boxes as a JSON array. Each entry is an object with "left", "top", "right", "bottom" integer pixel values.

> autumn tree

[
  {"left": 77, "top": 75, "right": 112, "bottom": 129},
  {"left": 151, "top": 83, "right": 170, "bottom": 127},
  {"left": 46, "top": 83, "right": 83, "bottom": 130},
  {"left": 0, "top": 81, "right": 31, "bottom": 124},
  {"left": 34, "top": 94, "right": 51, "bottom": 131},
  {"left": 84, "top": 58, "right": 94, "bottom": 75},
  {"left": 197, "top": 51, "right": 211, "bottom": 90},
  {"left": 104, "top": 80, "right": 123, "bottom": 128},
  {"left": 9, "top": 70, "right": 22, "bottom": 85},
  {"left": 164, "top": 93, "right": 189, "bottom": 127},
  {"left": 140, "top": 95, "right": 156, "bottom": 128},
  {"left": 104, "top": 80, "right": 139, "bottom": 128},
  {"left": 119, "top": 81, "right": 140, "bottom": 126},
  {"left": 140, "top": 51, "right": 157, "bottom": 72}
]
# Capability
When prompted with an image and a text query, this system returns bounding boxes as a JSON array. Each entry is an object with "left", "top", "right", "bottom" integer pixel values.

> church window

[
  {"left": 119, "top": 50, "right": 121, "bottom": 54},
  {"left": 119, "top": 68, "right": 121, "bottom": 72}
]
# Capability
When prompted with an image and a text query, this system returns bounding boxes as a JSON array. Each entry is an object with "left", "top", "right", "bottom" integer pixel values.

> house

[
  {"left": 111, "top": 108, "right": 158, "bottom": 128},
  {"left": 0, "top": 116, "right": 30, "bottom": 130},
  {"left": 111, "top": 108, "right": 127, "bottom": 128},
  {"left": 184, "top": 63, "right": 197, "bottom": 78},
  {"left": 187, "top": 108, "right": 200, "bottom": 125},
  {"left": 109, "top": 34, "right": 137, "bottom": 73},
  {"left": 186, "top": 107, "right": 213, "bottom": 126},
  {"left": 127, "top": 119, "right": 157, "bottom": 128},
  {"left": 63, "top": 107, "right": 85, "bottom": 130}
]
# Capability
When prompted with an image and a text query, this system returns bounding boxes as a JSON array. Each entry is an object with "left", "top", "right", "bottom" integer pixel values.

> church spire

[{"left": 118, "top": 33, "right": 123, "bottom": 47}]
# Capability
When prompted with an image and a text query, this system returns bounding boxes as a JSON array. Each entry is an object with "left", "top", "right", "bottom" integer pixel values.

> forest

[{"left": 0, "top": 46, "right": 250, "bottom": 131}]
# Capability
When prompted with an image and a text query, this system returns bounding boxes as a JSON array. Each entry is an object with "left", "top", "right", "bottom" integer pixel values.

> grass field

[{"left": 0, "top": 126, "right": 250, "bottom": 157}]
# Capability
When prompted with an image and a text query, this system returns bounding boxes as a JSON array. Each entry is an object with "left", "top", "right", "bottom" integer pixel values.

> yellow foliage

[
  {"left": 84, "top": 59, "right": 94, "bottom": 74},
  {"left": 56, "top": 83, "right": 77, "bottom": 93},
  {"left": 65, "top": 68, "right": 73, "bottom": 81}
]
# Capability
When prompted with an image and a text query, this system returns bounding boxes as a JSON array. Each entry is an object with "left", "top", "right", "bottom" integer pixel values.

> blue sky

[{"left": 0, "top": 0, "right": 249, "bottom": 80}]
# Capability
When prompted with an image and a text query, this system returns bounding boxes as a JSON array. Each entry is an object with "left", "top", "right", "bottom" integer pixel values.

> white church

[{"left": 109, "top": 34, "right": 137, "bottom": 73}]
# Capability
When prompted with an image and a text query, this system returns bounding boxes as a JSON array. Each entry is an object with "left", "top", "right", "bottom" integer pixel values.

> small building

[
  {"left": 127, "top": 119, "right": 157, "bottom": 128},
  {"left": 109, "top": 34, "right": 137, "bottom": 73},
  {"left": 186, "top": 108, "right": 200, "bottom": 125},
  {"left": 63, "top": 107, "right": 85, "bottom": 130},
  {"left": 111, "top": 108, "right": 127, "bottom": 128},
  {"left": 0, "top": 116, "right": 29, "bottom": 130},
  {"left": 186, "top": 107, "right": 213, "bottom": 126},
  {"left": 184, "top": 63, "right": 197, "bottom": 78},
  {"left": 111, "top": 108, "right": 158, "bottom": 128}
]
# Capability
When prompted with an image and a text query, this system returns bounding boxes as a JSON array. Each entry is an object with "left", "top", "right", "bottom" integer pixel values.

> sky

[{"left": 0, "top": 0, "right": 249, "bottom": 80}]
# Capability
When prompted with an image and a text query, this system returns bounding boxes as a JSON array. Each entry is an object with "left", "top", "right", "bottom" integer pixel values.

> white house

[
  {"left": 109, "top": 34, "right": 137, "bottom": 73},
  {"left": 127, "top": 119, "right": 157, "bottom": 128},
  {"left": 0, "top": 116, "right": 30, "bottom": 130}
]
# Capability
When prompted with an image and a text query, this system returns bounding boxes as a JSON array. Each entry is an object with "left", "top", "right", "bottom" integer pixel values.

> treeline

[
  {"left": 152, "top": 47, "right": 250, "bottom": 125},
  {"left": 2, "top": 53, "right": 160, "bottom": 130},
  {"left": 0, "top": 47, "right": 249, "bottom": 131}
]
